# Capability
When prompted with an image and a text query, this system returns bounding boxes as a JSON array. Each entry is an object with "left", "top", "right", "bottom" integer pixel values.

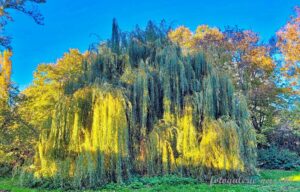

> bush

[
  {"left": 0, "top": 163, "right": 12, "bottom": 177},
  {"left": 258, "top": 146, "right": 300, "bottom": 170}
]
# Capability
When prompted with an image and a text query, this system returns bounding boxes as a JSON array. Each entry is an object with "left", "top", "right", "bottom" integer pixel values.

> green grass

[
  {"left": 0, "top": 177, "right": 59, "bottom": 192},
  {"left": 0, "top": 170, "right": 299, "bottom": 192}
]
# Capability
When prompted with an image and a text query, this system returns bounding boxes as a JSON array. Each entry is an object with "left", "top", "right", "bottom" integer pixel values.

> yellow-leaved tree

[
  {"left": 0, "top": 50, "right": 14, "bottom": 176},
  {"left": 0, "top": 50, "right": 12, "bottom": 103}
]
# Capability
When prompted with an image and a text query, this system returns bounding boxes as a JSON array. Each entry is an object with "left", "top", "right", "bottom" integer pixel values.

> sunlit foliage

[
  {"left": 168, "top": 25, "right": 224, "bottom": 53},
  {"left": 19, "top": 49, "right": 85, "bottom": 133},
  {"left": 0, "top": 50, "right": 12, "bottom": 102},
  {"left": 32, "top": 87, "right": 130, "bottom": 187},
  {"left": 0, "top": 50, "right": 12, "bottom": 171}
]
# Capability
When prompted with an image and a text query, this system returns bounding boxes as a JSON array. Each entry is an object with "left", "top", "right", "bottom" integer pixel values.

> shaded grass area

[{"left": 0, "top": 170, "right": 299, "bottom": 192}]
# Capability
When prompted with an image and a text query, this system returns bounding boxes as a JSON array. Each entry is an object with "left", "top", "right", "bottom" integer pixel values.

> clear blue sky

[{"left": 6, "top": 0, "right": 299, "bottom": 89}]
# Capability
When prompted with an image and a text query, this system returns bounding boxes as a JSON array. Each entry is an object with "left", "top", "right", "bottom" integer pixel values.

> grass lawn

[{"left": 0, "top": 170, "right": 299, "bottom": 192}]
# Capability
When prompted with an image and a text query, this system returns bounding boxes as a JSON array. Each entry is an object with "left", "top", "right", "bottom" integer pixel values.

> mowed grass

[{"left": 0, "top": 169, "right": 299, "bottom": 192}]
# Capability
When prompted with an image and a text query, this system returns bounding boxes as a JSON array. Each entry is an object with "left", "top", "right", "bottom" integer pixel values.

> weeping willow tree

[{"left": 23, "top": 20, "right": 257, "bottom": 189}]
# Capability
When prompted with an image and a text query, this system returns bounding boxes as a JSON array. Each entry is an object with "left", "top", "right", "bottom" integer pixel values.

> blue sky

[{"left": 5, "top": 0, "right": 299, "bottom": 89}]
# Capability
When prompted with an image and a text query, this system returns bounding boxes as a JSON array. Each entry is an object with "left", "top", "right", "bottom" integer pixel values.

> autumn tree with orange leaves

[{"left": 277, "top": 6, "right": 300, "bottom": 90}]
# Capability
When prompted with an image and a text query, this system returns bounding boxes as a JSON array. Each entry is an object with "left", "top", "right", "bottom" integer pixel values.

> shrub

[
  {"left": 0, "top": 163, "right": 12, "bottom": 177},
  {"left": 257, "top": 146, "right": 300, "bottom": 170}
]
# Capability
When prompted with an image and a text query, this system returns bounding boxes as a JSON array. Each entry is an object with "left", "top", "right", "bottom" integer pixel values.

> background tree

[
  {"left": 0, "top": 0, "right": 46, "bottom": 174},
  {"left": 20, "top": 49, "right": 85, "bottom": 134},
  {"left": 277, "top": 6, "right": 300, "bottom": 90},
  {"left": 0, "top": 50, "right": 12, "bottom": 139},
  {"left": 0, "top": 50, "right": 28, "bottom": 176},
  {"left": 0, "top": 50, "right": 12, "bottom": 103}
]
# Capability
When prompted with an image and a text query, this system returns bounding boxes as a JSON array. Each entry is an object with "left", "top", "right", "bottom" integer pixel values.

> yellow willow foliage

[
  {"left": 147, "top": 120, "right": 177, "bottom": 175},
  {"left": 162, "top": 141, "right": 176, "bottom": 174},
  {"left": 34, "top": 132, "right": 57, "bottom": 177},
  {"left": 163, "top": 98, "right": 176, "bottom": 123},
  {"left": 0, "top": 50, "right": 12, "bottom": 101},
  {"left": 89, "top": 91, "right": 129, "bottom": 156},
  {"left": 176, "top": 105, "right": 198, "bottom": 159},
  {"left": 145, "top": 104, "right": 244, "bottom": 176},
  {"left": 69, "top": 111, "right": 81, "bottom": 153},
  {"left": 33, "top": 87, "right": 130, "bottom": 182},
  {"left": 199, "top": 119, "right": 244, "bottom": 172}
]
